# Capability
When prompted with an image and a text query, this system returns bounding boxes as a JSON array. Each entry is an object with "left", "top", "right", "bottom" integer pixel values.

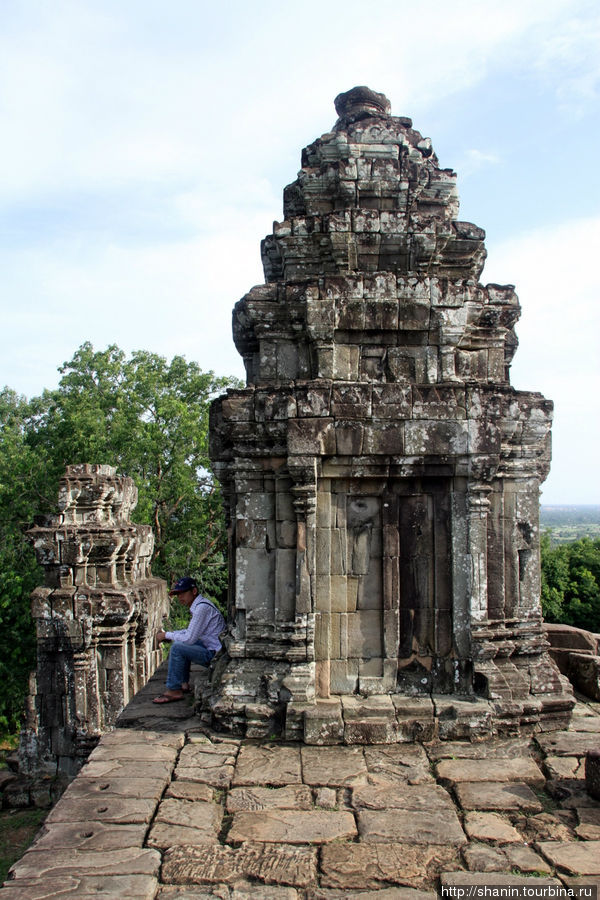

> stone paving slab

[
  {"left": 45, "top": 793, "right": 158, "bottom": 825},
  {"left": 227, "top": 809, "right": 357, "bottom": 844},
  {"left": 454, "top": 781, "right": 544, "bottom": 812},
  {"left": 98, "top": 727, "right": 185, "bottom": 748},
  {"left": 462, "top": 842, "right": 551, "bottom": 873},
  {"left": 546, "top": 779, "right": 600, "bottom": 808},
  {"left": 0, "top": 875, "right": 158, "bottom": 899},
  {"left": 320, "top": 842, "right": 462, "bottom": 890},
  {"left": 309, "top": 890, "right": 436, "bottom": 900},
  {"left": 544, "top": 756, "right": 586, "bottom": 779},
  {"left": 352, "top": 780, "right": 455, "bottom": 811},
  {"left": 61, "top": 775, "right": 168, "bottom": 801},
  {"left": 80, "top": 757, "right": 175, "bottom": 779},
  {"left": 166, "top": 781, "right": 215, "bottom": 802},
  {"left": 570, "top": 716, "right": 600, "bottom": 731},
  {"left": 577, "top": 807, "right": 600, "bottom": 829},
  {"left": 29, "top": 821, "right": 147, "bottom": 851},
  {"left": 536, "top": 731, "right": 600, "bottom": 757},
  {"left": 174, "top": 744, "right": 237, "bottom": 788},
  {"left": 537, "top": 840, "right": 600, "bottom": 875},
  {"left": 233, "top": 744, "right": 302, "bottom": 786},
  {"left": 154, "top": 797, "right": 223, "bottom": 832},
  {"left": 436, "top": 757, "right": 545, "bottom": 787},
  {"left": 9, "top": 848, "right": 161, "bottom": 880},
  {"left": 226, "top": 785, "right": 313, "bottom": 811},
  {"left": 157, "top": 884, "right": 299, "bottom": 899},
  {"left": 162, "top": 843, "right": 318, "bottom": 888},
  {"left": 357, "top": 808, "right": 466, "bottom": 845},
  {"left": 147, "top": 825, "right": 219, "bottom": 849},
  {"left": 463, "top": 811, "right": 524, "bottom": 843},
  {"left": 440, "top": 872, "right": 562, "bottom": 888},
  {"left": 364, "top": 743, "right": 433, "bottom": 784},
  {"left": 301, "top": 745, "right": 368, "bottom": 786},
  {"left": 426, "top": 738, "right": 533, "bottom": 760},
  {"left": 89, "top": 741, "right": 179, "bottom": 762}
]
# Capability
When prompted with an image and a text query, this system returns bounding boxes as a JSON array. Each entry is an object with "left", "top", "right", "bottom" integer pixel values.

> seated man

[{"left": 153, "top": 576, "right": 225, "bottom": 704}]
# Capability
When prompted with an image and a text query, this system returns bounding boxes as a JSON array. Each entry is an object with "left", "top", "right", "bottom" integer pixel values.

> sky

[{"left": 0, "top": 0, "right": 598, "bottom": 504}]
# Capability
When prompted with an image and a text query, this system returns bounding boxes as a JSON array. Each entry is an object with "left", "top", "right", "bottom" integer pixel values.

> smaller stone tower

[{"left": 21, "top": 464, "right": 169, "bottom": 775}]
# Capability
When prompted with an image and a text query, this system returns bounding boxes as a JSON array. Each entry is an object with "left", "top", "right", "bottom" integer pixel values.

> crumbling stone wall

[
  {"left": 209, "top": 86, "right": 573, "bottom": 741},
  {"left": 20, "top": 464, "right": 169, "bottom": 775}
]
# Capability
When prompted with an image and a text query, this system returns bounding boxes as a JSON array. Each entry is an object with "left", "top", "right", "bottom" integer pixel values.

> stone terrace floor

[{"left": 2, "top": 667, "right": 600, "bottom": 899}]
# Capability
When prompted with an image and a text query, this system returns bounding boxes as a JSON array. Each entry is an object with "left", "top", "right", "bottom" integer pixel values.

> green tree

[
  {"left": 541, "top": 534, "right": 600, "bottom": 632},
  {"left": 0, "top": 390, "right": 45, "bottom": 734},
  {"left": 0, "top": 344, "right": 240, "bottom": 735}
]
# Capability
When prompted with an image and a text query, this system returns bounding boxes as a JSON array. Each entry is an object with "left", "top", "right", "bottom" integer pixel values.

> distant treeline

[{"left": 541, "top": 505, "right": 600, "bottom": 526}]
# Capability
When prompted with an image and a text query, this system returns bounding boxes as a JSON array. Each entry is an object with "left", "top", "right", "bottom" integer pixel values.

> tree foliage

[
  {"left": 541, "top": 533, "right": 600, "bottom": 633},
  {"left": 0, "top": 343, "right": 239, "bottom": 735}
]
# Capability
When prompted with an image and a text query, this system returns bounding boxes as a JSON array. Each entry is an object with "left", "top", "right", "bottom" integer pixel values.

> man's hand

[{"left": 155, "top": 630, "right": 167, "bottom": 646}]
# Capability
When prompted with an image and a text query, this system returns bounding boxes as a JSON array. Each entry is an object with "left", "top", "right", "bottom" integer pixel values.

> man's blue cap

[{"left": 169, "top": 576, "right": 198, "bottom": 596}]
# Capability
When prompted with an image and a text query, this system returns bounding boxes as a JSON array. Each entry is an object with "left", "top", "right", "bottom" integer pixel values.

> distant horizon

[{"left": 541, "top": 503, "right": 600, "bottom": 507}]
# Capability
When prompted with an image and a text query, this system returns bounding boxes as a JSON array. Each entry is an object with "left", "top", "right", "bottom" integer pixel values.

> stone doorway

[{"left": 315, "top": 476, "right": 453, "bottom": 699}]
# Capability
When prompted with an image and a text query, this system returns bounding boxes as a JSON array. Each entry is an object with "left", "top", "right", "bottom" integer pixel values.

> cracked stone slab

[
  {"left": 29, "top": 821, "right": 147, "bottom": 851},
  {"left": 357, "top": 808, "right": 466, "bottom": 845},
  {"left": 463, "top": 812, "right": 524, "bottom": 843},
  {"left": 537, "top": 840, "right": 600, "bottom": 875},
  {"left": 536, "top": 732, "right": 600, "bottom": 757},
  {"left": 455, "top": 781, "right": 543, "bottom": 813},
  {"left": 363, "top": 744, "right": 433, "bottom": 784},
  {"left": 161, "top": 842, "right": 318, "bottom": 887},
  {"left": 0, "top": 875, "right": 158, "bottom": 899},
  {"left": 61, "top": 775, "right": 168, "bottom": 801},
  {"left": 352, "top": 780, "right": 455, "bottom": 811},
  {"left": 9, "top": 847, "right": 161, "bottom": 880},
  {"left": 543, "top": 756, "right": 585, "bottom": 780},
  {"left": 436, "top": 757, "right": 545, "bottom": 787},
  {"left": 227, "top": 809, "right": 357, "bottom": 843},
  {"left": 301, "top": 745, "right": 368, "bottom": 786},
  {"left": 462, "top": 843, "right": 551, "bottom": 873},
  {"left": 226, "top": 785, "right": 313, "bottom": 811},
  {"left": 523, "top": 811, "right": 575, "bottom": 843},
  {"left": 175, "top": 745, "right": 236, "bottom": 788},
  {"left": 320, "top": 842, "right": 462, "bottom": 890},
  {"left": 233, "top": 744, "right": 302, "bottom": 786},
  {"left": 45, "top": 794, "right": 158, "bottom": 825}
]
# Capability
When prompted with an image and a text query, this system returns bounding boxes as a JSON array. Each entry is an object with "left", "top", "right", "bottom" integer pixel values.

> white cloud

[{"left": 483, "top": 216, "right": 600, "bottom": 503}]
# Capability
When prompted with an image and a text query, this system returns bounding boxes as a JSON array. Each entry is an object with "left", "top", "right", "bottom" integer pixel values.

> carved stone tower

[
  {"left": 21, "top": 464, "right": 169, "bottom": 775},
  {"left": 209, "top": 87, "right": 573, "bottom": 741}
]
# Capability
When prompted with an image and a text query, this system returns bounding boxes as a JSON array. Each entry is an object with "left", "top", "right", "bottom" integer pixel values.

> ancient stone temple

[
  {"left": 208, "top": 87, "right": 573, "bottom": 742},
  {"left": 20, "top": 464, "right": 169, "bottom": 775}
]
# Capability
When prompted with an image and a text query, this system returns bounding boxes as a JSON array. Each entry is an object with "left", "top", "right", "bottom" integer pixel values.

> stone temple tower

[{"left": 208, "top": 87, "right": 573, "bottom": 742}]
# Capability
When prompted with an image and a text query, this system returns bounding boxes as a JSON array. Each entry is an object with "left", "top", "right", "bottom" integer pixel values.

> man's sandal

[{"left": 152, "top": 692, "right": 184, "bottom": 704}]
